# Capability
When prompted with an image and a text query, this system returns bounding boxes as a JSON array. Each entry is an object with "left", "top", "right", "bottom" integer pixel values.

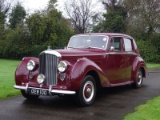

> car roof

[{"left": 75, "top": 33, "right": 134, "bottom": 39}]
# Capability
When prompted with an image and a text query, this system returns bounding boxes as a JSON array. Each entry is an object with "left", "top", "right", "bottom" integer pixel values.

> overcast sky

[
  {"left": 16, "top": 0, "right": 104, "bottom": 15},
  {"left": 17, "top": 0, "right": 51, "bottom": 13}
]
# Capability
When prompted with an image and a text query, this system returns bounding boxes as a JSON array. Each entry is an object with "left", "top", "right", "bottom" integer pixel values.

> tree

[
  {"left": 26, "top": 0, "right": 73, "bottom": 50},
  {"left": 125, "top": 0, "right": 160, "bottom": 38},
  {"left": 0, "top": 0, "right": 12, "bottom": 39},
  {"left": 47, "top": 0, "right": 57, "bottom": 12},
  {"left": 0, "top": 0, "right": 12, "bottom": 57},
  {"left": 122, "top": 0, "right": 160, "bottom": 62},
  {"left": 3, "top": 25, "right": 31, "bottom": 59},
  {"left": 0, "top": 0, "right": 11, "bottom": 25},
  {"left": 1, "top": 0, "right": 73, "bottom": 59},
  {"left": 26, "top": 12, "right": 46, "bottom": 45},
  {"left": 44, "top": 10, "right": 73, "bottom": 48},
  {"left": 64, "top": 0, "right": 96, "bottom": 33},
  {"left": 9, "top": 3, "right": 26, "bottom": 29},
  {"left": 93, "top": 0, "right": 127, "bottom": 33}
]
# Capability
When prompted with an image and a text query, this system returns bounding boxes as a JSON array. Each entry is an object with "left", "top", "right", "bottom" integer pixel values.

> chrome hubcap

[
  {"left": 83, "top": 81, "right": 94, "bottom": 102},
  {"left": 87, "top": 88, "right": 92, "bottom": 94},
  {"left": 137, "top": 71, "right": 142, "bottom": 85}
]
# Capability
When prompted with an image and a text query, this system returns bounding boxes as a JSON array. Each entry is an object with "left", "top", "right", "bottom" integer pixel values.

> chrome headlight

[
  {"left": 27, "top": 60, "right": 36, "bottom": 71},
  {"left": 37, "top": 74, "right": 45, "bottom": 84},
  {"left": 58, "top": 61, "right": 67, "bottom": 72}
]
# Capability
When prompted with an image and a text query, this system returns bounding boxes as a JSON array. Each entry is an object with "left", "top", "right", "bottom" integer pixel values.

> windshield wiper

[
  {"left": 67, "top": 46, "right": 75, "bottom": 49},
  {"left": 77, "top": 46, "right": 97, "bottom": 49},
  {"left": 85, "top": 46, "right": 104, "bottom": 50},
  {"left": 67, "top": 46, "right": 85, "bottom": 49},
  {"left": 85, "top": 46, "right": 97, "bottom": 49}
]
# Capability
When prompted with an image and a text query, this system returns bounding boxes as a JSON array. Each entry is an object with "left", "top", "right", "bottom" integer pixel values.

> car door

[
  {"left": 105, "top": 37, "right": 127, "bottom": 85},
  {"left": 123, "top": 37, "right": 137, "bottom": 81}
]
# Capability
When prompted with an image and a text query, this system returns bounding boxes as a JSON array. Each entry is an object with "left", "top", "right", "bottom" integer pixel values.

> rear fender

[{"left": 131, "top": 56, "right": 147, "bottom": 81}]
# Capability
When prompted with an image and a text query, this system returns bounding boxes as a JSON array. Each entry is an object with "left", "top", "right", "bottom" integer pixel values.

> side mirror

[{"left": 110, "top": 46, "right": 115, "bottom": 51}]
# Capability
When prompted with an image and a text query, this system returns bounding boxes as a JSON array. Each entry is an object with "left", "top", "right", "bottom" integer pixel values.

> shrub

[{"left": 136, "top": 40, "right": 160, "bottom": 63}]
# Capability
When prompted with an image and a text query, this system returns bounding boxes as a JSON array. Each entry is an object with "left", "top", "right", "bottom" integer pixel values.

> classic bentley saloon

[{"left": 14, "top": 33, "right": 147, "bottom": 106}]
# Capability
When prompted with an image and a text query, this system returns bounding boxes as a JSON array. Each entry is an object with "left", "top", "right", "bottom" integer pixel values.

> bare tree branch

[
  {"left": 0, "top": 0, "right": 13, "bottom": 14},
  {"left": 64, "top": 0, "right": 96, "bottom": 33}
]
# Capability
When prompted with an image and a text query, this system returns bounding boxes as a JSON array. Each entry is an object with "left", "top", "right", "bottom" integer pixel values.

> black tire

[
  {"left": 132, "top": 69, "right": 143, "bottom": 88},
  {"left": 21, "top": 90, "right": 39, "bottom": 99},
  {"left": 76, "top": 75, "right": 97, "bottom": 107}
]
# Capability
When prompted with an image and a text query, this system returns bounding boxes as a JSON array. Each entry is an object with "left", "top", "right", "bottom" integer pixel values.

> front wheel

[
  {"left": 76, "top": 75, "right": 97, "bottom": 107},
  {"left": 132, "top": 69, "right": 143, "bottom": 88},
  {"left": 21, "top": 90, "right": 39, "bottom": 99}
]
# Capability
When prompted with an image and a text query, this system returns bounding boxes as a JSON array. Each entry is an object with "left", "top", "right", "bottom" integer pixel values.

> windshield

[{"left": 67, "top": 35, "right": 108, "bottom": 50}]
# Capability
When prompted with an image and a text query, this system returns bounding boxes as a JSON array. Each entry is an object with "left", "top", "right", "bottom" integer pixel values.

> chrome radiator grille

[{"left": 39, "top": 54, "right": 58, "bottom": 85}]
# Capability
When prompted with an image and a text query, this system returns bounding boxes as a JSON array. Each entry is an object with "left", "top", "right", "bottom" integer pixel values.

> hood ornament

[
  {"left": 40, "top": 46, "right": 61, "bottom": 58},
  {"left": 47, "top": 46, "right": 51, "bottom": 50}
]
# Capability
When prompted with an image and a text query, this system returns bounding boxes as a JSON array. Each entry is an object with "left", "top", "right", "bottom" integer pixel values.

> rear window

[{"left": 124, "top": 38, "right": 132, "bottom": 51}]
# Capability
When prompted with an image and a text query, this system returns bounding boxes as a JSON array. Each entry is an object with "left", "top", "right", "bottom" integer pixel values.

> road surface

[{"left": 0, "top": 71, "right": 160, "bottom": 120}]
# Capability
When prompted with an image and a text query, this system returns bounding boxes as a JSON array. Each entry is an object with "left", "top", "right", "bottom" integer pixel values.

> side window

[
  {"left": 124, "top": 38, "right": 132, "bottom": 51},
  {"left": 110, "top": 37, "right": 121, "bottom": 50}
]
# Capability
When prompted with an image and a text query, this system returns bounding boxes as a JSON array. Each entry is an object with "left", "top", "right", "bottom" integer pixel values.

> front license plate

[{"left": 29, "top": 88, "right": 48, "bottom": 96}]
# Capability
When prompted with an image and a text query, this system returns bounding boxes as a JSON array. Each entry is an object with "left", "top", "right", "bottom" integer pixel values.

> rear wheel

[
  {"left": 77, "top": 75, "right": 97, "bottom": 107},
  {"left": 132, "top": 69, "right": 143, "bottom": 88},
  {"left": 21, "top": 90, "right": 39, "bottom": 99}
]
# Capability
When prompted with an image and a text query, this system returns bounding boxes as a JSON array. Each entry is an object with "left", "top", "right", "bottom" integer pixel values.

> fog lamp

[{"left": 37, "top": 74, "right": 45, "bottom": 84}]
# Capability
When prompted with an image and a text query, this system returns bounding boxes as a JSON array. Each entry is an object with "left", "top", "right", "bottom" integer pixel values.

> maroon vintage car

[{"left": 14, "top": 33, "right": 147, "bottom": 106}]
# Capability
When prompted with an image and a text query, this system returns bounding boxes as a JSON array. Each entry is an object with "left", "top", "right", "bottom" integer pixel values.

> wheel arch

[
  {"left": 139, "top": 67, "right": 146, "bottom": 78},
  {"left": 86, "top": 70, "right": 102, "bottom": 90},
  {"left": 131, "top": 56, "right": 147, "bottom": 81},
  {"left": 70, "top": 57, "right": 107, "bottom": 91}
]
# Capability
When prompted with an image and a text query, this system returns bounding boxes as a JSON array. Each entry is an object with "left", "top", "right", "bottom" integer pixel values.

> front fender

[
  {"left": 69, "top": 58, "right": 107, "bottom": 91},
  {"left": 15, "top": 57, "right": 39, "bottom": 85}
]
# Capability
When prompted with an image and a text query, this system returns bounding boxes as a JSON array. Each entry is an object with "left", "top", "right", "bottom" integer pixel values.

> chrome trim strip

[
  {"left": 49, "top": 85, "right": 52, "bottom": 96},
  {"left": 107, "top": 52, "right": 138, "bottom": 55},
  {"left": 14, "top": 85, "right": 26, "bottom": 90},
  {"left": 51, "top": 90, "right": 76, "bottom": 95},
  {"left": 62, "top": 54, "right": 105, "bottom": 57},
  {"left": 40, "top": 50, "right": 61, "bottom": 58},
  {"left": 25, "top": 83, "right": 29, "bottom": 93},
  {"left": 14, "top": 85, "right": 76, "bottom": 95}
]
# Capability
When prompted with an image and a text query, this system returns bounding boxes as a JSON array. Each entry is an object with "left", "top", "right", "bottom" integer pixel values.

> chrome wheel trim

[
  {"left": 137, "top": 70, "right": 143, "bottom": 86},
  {"left": 82, "top": 81, "right": 95, "bottom": 102}
]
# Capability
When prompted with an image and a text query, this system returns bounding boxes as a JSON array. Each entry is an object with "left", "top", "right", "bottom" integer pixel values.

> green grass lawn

[
  {"left": 147, "top": 63, "right": 160, "bottom": 69},
  {"left": 124, "top": 96, "right": 160, "bottom": 120},
  {"left": 124, "top": 63, "right": 160, "bottom": 120},
  {"left": 0, "top": 59, "right": 20, "bottom": 99}
]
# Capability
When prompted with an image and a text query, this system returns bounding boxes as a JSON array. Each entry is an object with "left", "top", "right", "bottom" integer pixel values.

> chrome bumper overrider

[{"left": 14, "top": 85, "right": 76, "bottom": 95}]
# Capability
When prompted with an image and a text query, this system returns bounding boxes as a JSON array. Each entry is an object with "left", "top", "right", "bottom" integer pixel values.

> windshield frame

[{"left": 67, "top": 35, "right": 109, "bottom": 50}]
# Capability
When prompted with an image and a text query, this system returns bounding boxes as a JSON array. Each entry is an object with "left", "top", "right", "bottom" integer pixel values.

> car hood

[
  {"left": 56, "top": 48, "right": 105, "bottom": 57},
  {"left": 55, "top": 49, "right": 105, "bottom": 66}
]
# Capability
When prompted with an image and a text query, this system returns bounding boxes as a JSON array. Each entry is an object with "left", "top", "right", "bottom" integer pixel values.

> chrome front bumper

[{"left": 14, "top": 85, "right": 76, "bottom": 95}]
